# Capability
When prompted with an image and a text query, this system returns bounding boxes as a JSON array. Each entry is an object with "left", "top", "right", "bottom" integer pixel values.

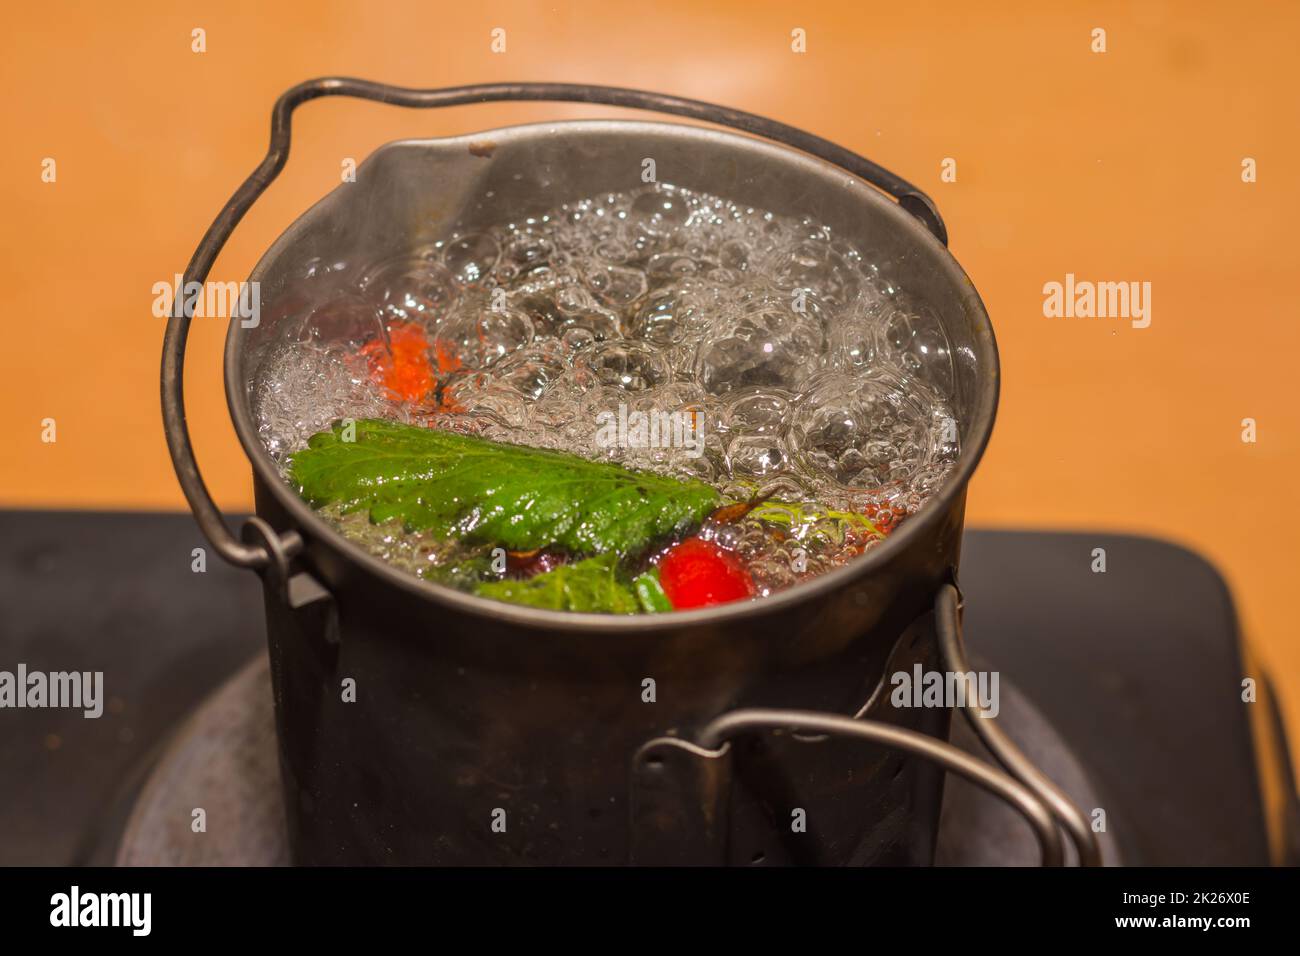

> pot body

[
  {"left": 256, "top": 477, "right": 959, "bottom": 864},
  {"left": 229, "top": 120, "right": 999, "bottom": 865}
]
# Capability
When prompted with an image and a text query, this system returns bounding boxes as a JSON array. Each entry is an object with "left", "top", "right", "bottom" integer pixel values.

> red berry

[{"left": 657, "top": 537, "right": 755, "bottom": 609}]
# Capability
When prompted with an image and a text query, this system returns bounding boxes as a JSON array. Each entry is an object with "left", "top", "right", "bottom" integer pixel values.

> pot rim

[{"left": 224, "top": 118, "right": 1000, "bottom": 633}]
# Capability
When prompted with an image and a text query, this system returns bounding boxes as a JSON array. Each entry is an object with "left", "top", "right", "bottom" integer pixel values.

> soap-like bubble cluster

[{"left": 253, "top": 183, "right": 960, "bottom": 596}]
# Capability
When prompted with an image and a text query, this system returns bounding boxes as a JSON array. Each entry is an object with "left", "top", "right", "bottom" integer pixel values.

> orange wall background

[{"left": 1, "top": 1, "right": 1297, "bottom": 766}]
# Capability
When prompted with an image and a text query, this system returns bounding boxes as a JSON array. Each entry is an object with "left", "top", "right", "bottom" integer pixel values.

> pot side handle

[
  {"left": 661, "top": 583, "right": 1103, "bottom": 867},
  {"left": 162, "top": 78, "right": 948, "bottom": 573}
]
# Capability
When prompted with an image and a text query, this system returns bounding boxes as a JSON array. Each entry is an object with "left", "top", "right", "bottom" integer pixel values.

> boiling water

[{"left": 253, "top": 183, "right": 960, "bottom": 597}]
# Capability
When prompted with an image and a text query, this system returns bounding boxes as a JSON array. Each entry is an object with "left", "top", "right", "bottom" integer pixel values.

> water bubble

[
  {"left": 877, "top": 300, "right": 955, "bottom": 397},
  {"left": 436, "top": 297, "right": 534, "bottom": 369},
  {"left": 494, "top": 341, "right": 568, "bottom": 400},
  {"left": 360, "top": 255, "right": 456, "bottom": 326},
  {"left": 465, "top": 384, "right": 531, "bottom": 428},
  {"left": 645, "top": 252, "right": 708, "bottom": 279},
  {"left": 726, "top": 434, "right": 789, "bottom": 478},
  {"left": 558, "top": 305, "right": 622, "bottom": 343},
  {"left": 769, "top": 240, "right": 861, "bottom": 308},
  {"left": 828, "top": 295, "right": 887, "bottom": 371},
  {"left": 514, "top": 291, "right": 567, "bottom": 336},
  {"left": 298, "top": 293, "right": 386, "bottom": 347},
  {"left": 531, "top": 366, "right": 598, "bottom": 426},
  {"left": 502, "top": 233, "right": 557, "bottom": 285},
  {"left": 581, "top": 341, "right": 670, "bottom": 391},
  {"left": 630, "top": 290, "right": 701, "bottom": 346},
  {"left": 722, "top": 387, "right": 792, "bottom": 434},
  {"left": 695, "top": 307, "right": 825, "bottom": 395},
  {"left": 787, "top": 368, "right": 934, "bottom": 488},
  {"left": 554, "top": 284, "right": 596, "bottom": 312},
  {"left": 560, "top": 325, "right": 596, "bottom": 353},
  {"left": 440, "top": 369, "right": 490, "bottom": 408},
  {"left": 583, "top": 263, "right": 648, "bottom": 309},
  {"left": 718, "top": 240, "right": 750, "bottom": 271},
  {"left": 630, "top": 187, "right": 690, "bottom": 235},
  {"left": 443, "top": 232, "right": 500, "bottom": 284}
]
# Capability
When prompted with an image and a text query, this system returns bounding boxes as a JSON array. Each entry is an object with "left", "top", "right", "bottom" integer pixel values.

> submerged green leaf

[
  {"left": 474, "top": 554, "right": 639, "bottom": 613},
  {"left": 749, "top": 500, "right": 883, "bottom": 540},
  {"left": 289, "top": 418, "right": 721, "bottom": 556},
  {"left": 633, "top": 568, "right": 673, "bottom": 614}
]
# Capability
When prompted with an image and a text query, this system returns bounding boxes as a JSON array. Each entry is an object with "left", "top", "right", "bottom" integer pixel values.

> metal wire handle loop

[
  {"left": 161, "top": 77, "right": 947, "bottom": 570},
  {"left": 934, "top": 582, "right": 1104, "bottom": 866},
  {"left": 697, "top": 708, "right": 1066, "bottom": 867},
  {"left": 697, "top": 582, "right": 1107, "bottom": 867}
]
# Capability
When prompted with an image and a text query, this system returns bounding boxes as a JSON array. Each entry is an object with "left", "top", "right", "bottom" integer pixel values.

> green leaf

[
  {"left": 423, "top": 553, "right": 496, "bottom": 589},
  {"left": 749, "top": 500, "right": 883, "bottom": 539},
  {"left": 474, "top": 554, "right": 639, "bottom": 613},
  {"left": 289, "top": 418, "right": 721, "bottom": 556},
  {"left": 633, "top": 568, "right": 673, "bottom": 613}
]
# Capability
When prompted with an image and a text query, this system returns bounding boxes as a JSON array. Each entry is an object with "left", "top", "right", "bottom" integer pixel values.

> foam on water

[{"left": 252, "top": 183, "right": 960, "bottom": 598}]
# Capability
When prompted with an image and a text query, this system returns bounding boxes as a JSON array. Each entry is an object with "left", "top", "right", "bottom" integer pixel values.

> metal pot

[{"left": 162, "top": 80, "right": 1096, "bottom": 866}]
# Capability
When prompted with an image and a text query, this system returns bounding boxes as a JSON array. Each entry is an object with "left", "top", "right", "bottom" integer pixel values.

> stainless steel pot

[{"left": 162, "top": 79, "right": 1097, "bottom": 866}]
